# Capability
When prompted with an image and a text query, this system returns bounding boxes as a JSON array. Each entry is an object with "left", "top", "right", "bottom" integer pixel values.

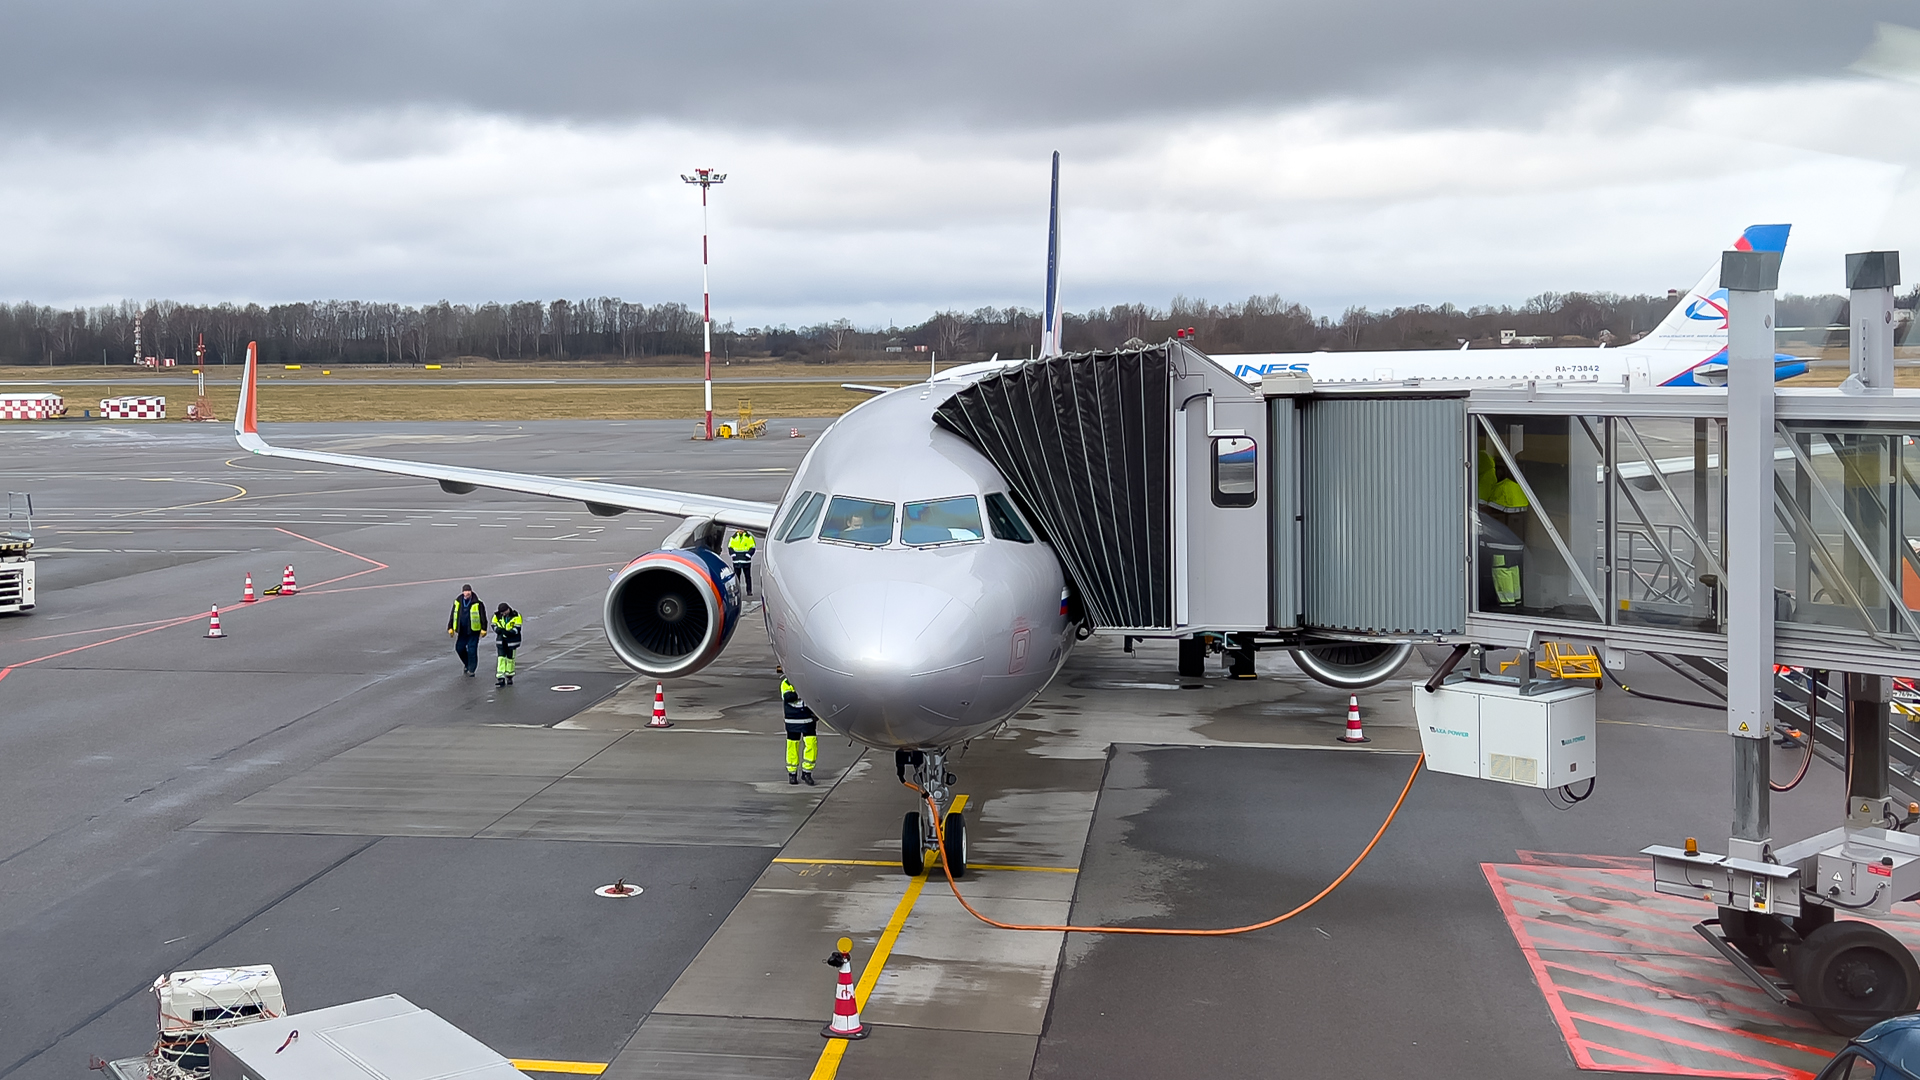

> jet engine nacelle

[
  {"left": 603, "top": 548, "right": 741, "bottom": 678},
  {"left": 1289, "top": 641, "right": 1414, "bottom": 690}
]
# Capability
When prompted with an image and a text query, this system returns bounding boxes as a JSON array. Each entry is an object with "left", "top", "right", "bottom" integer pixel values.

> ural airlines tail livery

[{"left": 1224, "top": 225, "right": 1803, "bottom": 388}]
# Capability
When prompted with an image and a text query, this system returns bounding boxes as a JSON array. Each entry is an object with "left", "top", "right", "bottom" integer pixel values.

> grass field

[
  {"left": 0, "top": 360, "right": 930, "bottom": 422},
  {"left": 8, "top": 349, "right": 1920, "bottom": 425}
]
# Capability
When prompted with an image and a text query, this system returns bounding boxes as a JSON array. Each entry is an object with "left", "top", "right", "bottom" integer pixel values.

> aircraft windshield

[
  {"left": 819, "top": 496, "right": 897, "bottom": 545},
  {"left": 901, "top": 496, "right": 984, "bottom": 546}
]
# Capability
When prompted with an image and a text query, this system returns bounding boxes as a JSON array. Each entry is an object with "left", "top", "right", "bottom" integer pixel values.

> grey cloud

[{"left": 0, "top": 0, "right": 1903, "bottom": 136}]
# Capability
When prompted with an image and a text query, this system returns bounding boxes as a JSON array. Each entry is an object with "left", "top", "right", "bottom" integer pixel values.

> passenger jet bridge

[{"left": 935, "top": 249, "right": 1920, "bottom": 1034}]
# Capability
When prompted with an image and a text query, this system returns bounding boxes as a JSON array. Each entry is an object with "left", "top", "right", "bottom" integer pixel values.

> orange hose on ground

[{"left": 921, "top": 753, "right": 1424, "bottom": 936}]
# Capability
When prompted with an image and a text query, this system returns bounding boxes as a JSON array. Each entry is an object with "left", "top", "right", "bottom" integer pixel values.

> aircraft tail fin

[
  {"left": 1040, "top": 151, "right": 1063, "bottom": 357},
  {"left": 1639, "top": 225, "right": 1789, "bottom": 351}
]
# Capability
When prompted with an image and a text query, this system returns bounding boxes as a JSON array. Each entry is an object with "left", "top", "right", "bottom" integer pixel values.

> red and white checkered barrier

[
  {"left": 0, "top": 393, "right": 65, "bottom": 420},
  {"left": 100, "top": 395, "right": 166, "bottom": 419}
]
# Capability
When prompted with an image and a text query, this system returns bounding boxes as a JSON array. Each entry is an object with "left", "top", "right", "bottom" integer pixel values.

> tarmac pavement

[{"left": 0, "top": 415, "right": 1880, "bottom": 1080}]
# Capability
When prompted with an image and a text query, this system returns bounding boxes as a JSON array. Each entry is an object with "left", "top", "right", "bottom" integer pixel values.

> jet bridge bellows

[{"left": 933, "top": 347, "right": 1173, "bottom": 629}]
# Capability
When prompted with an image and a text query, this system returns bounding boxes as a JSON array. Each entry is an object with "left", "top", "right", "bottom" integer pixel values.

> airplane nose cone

[{"left": 800, "top": 580, "right": 986, "bottom": 745}]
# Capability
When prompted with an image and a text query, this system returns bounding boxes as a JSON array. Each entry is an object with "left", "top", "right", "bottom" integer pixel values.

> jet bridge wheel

[
  {"left": 902, "top": 812, "right": 926, "bottom": 877},
  {"left": 1792, "top": 920, "right": 1920, "bottom": 1036}
]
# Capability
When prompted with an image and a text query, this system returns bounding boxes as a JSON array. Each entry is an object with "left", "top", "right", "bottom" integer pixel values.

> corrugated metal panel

[
  {"left": 1267, "top": 399, "right": 1299, "bottom": 628},
  {"left": 1302, "top": 397, "right": 1465, "bottom": 634}
]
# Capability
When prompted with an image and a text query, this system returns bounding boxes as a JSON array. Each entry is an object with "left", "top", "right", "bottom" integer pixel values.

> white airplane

[{"left": 1222, "top": 225, "right": 1805, "bottom": 390}]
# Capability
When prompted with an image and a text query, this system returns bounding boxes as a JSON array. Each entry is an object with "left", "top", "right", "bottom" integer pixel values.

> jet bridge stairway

[{"left": 1648, "top": 653, "right": 1920, "bottom": 807}]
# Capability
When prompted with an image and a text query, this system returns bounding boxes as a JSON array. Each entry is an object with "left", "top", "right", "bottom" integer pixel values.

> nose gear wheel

[{"left": 898, "top": 747, "right": 964, "bottom": 878}]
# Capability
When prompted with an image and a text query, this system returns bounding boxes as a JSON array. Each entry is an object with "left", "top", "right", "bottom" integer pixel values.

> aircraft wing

[{"left": 231, "top": 343, "right": 778, "bottom": 532}]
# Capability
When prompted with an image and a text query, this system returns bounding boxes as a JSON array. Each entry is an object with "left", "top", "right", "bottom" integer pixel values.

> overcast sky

[{"left": 4, "top": 1, "right": 1920, "bottom": 327}]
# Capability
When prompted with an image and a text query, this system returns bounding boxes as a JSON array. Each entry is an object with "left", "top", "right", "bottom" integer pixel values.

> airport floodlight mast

[{"left": 681, "top": 168, "right": 727, "bottom": 440}]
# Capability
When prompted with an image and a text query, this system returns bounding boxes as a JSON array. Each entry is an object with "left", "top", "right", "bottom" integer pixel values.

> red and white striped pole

[{"left": 681, "top": 168, "right": 727, "bottom": 441}]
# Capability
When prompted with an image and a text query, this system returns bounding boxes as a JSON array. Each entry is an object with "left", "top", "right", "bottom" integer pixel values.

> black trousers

[
  {"left": 454, "top": 634, "right": 481, "bottom": 673},
  {"left": 734, "top": 559, "right": 753, "bottom": 595}
]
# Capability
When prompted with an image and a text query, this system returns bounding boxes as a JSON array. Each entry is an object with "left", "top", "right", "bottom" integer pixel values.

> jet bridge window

[
  {"left": 819, "top": 496, "right": 897, "bottom": 546},
  {"left": 902, "top": 496, "right": 984, "bottom": 546},
  {"left": 1212, "top": 437, "right": 1258, "bottom": 508},
  {"left": 779, "top": 491, "right": 826, "bottom": 542},
  {"left": 985, "top": 492, "right": 1034, "bottom": 543}
]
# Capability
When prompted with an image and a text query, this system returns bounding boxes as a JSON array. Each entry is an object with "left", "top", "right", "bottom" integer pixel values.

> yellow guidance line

[
  {"left": 509, "top": 1060, "right": 607, "bottom": 1075},
  {"left": 771, "top": 856, "right": 1076, "bottom": 873},
  {"left": 807, "top": 793, "right": 968, "bottom": 1080}
]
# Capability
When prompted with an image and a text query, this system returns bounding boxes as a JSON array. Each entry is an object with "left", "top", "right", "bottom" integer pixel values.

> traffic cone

[
  {"left": 790, "top": 427, "right": 803, "bottom": 438},
  {"left": 1338, "top": 694, "right": 1370, "bottom": 744},
  {"left": 821, "top": 937, "right": 868, "bottom": 1040},
  {"left": 242, "top": 573, "right": 257, "bottom": 603},
  {"left": 205, "top": 606, "right": 225, "bottom": 638},
  {"left": 648, "top": 683, "right": 673, "bottom": 729},
  {"left": 281, "top": 565, "right": 298, "bottom": 596}
]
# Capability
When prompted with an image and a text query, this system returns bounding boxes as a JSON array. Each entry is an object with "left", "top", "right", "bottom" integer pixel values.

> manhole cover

[{"left": 550, "top": 684, "right": 582, "bottom": 692}]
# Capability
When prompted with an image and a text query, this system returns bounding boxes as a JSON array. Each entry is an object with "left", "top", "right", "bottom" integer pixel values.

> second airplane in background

[{"left": 1225, "top": 225, "right": 1801, "bottom": 389}]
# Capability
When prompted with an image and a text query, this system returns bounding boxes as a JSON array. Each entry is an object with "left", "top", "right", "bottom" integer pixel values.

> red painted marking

[
  {"left": 1504, "top": 886, "right": 1715, "bottom": 945},
  {"left": 1557, "top": 981, "right": 1831, "bottom": 1057},
  {"left": 1582, "top": 1040, "right": 1780, "bottom": 1078},
  {"left": 1605, "top": 954, "right": 1822, "bottom": 1016},
  {"left": 1495, "top": 861, "right": 1670, "bottom": 900},
  {"left": 273, "top": 527, "right": 388, "bottom": 587},
  {"left": 1565, "top": 1010, "right": 1817, "bottom": 1079},
  {"left": 1516, "top": 850, "right": 1649, "bottom": 870},
  {"left": 1483, "top": 863, "right": 1586, "bottom": 1059},
  {"left": 1487, "top": 860, "right": 1856, "bottom": 1077},
  {"left": 1538, "top": 957, "right": 1816, "bottom": 1028},
  {"left": 0, "top": 526, "right": 390, "bottom": 685},
  {"left": 1515, "top": 910, "right": 1691, "bottom": 952}
]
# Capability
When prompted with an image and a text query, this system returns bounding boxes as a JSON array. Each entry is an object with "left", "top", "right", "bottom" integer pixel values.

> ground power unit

[{"left": 1413, "top": 679, "right": 1597, "bottom": 789}]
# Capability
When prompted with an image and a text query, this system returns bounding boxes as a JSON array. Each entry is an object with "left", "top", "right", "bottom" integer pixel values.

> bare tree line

[{"left": 0, "top": 288, "right": 1882, "bottom": 367}]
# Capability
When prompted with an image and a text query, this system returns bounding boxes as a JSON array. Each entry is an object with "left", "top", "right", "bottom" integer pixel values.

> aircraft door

[{"left": 1176, "top": 389, "right": 1269, "bottom": 632}]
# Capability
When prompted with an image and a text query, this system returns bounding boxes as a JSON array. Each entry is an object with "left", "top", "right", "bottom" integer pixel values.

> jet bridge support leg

[{"left": 1649, "top": 250, "right": 1920, "bottom": 1035}]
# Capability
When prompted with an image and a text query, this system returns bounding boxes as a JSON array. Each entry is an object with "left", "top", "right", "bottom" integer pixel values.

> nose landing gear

[{"left": 897, "top": 748, "right": 967, "bottom": 879}]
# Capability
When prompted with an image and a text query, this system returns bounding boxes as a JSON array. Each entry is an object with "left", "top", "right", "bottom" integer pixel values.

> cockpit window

[
  {"left": 774, "top": 490, "right": 813, "bottom": 539},
  {"left": 819, "top": 496, "right": 897, "bottom": 546},
  {"left": 985, "top": 493, "right": 1034, "bottom": 543},
  {"left": 902, "top": 496, "right": 985, "bottom": 546},
  {"left": 780, "top": 491, "right": 827, "bottom": 542}
]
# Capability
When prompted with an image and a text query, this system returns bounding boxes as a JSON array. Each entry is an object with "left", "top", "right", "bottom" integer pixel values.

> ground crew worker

[
  {"left": 492, "top": 603, "right": 523, "bottom": 687},
  {"left": 780, "top": 668, "right": 817, "bottom": 786},
  {"left": 447, "top": 584, "right": 487, "bottom": 677},
  {"left": 729, "top": 529, "right": 757, "bottom": 596}
]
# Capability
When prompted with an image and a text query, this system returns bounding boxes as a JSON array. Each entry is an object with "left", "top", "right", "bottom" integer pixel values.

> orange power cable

[{"left": 923, "top": 753, "right": 1425, "bottom": 936}]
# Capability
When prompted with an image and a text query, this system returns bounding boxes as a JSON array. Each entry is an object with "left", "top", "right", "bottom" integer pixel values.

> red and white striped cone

[
  {"left": 1338, "top": 694, "right": 1370, "bottom": 743},
  {"left": 242, "top": 573, "right": 257, "bottom": 603},
  {"left": 281, "top": 564, "right": 298, "bottom": 596},
  {"left": 205, "top": 606, "right": 225, "bottom": 638},
  {"left": 821, "top": 937, "right": 868, "bottom": 1040},
  {"left": 648, "top": 683, "right": 673, "bottom": 729}
]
